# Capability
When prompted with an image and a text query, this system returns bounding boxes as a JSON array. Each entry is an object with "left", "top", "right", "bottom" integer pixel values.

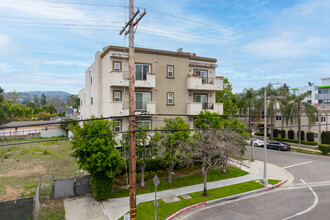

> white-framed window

[
  {"left": 135, "top": 64, "right": 151, "bottom": 80},
  {"left": 113, "top": 62, "right": 121, "bottom": 71},
  {"left": 91, "top": 97, "right": 93, "bottom": 105},
  {"left": 167, "top": 92, "right": 174, "bottom": 105},
  {"left": 314, "top": 132, "right": 319, "bottom": 139},
  {"left": 276, "top": 115, "right": 282, "bottom": 121},
  {"left": 194, "top": 70, "right": 208, "bottom": 84},
  {"left": 137, "top": 120, "right": 151, "bottom": 130},
  {"left": 113, "top": 91, "right": 122, "bottom": 102},
  {"left": 167, "top": 65, "right": 174, "bottom": 78},
  {"left": 135, "top": 92, "right": 151, "bottom": 110},
  {"left": 115, "top": 120, "right": 121, "bottom": 132},
  {"left": 321, "top": 116, "right": 326, "bottom": 122}
]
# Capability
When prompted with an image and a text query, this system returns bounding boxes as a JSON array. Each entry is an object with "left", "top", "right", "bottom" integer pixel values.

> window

[
  {"left": 91, "top": 97, "right": 93, "bottom": 105},
  {"left": 314, "top": 132, "right": 319, "bottom": 139},
  {"left": 276, "top": 115, "right": 282, "bottom": 121},
  {"left": 90, "top": 76, "right": 93, "bottom": 85},
  {"left": 316, "top": 117, "right": 319, "bottom": 122},
  {"left": 113, "top": 91, "right": 122, "bottom": 102},
  {"left": 137, "top": 120, "right": 151, "bottom": 129},
  {"left": 321, "top": 116, "right": 326, "bottom": 122},
  {"left": 194, "top": 70, "right": 208, "bottom": 84},
  {"left": 167, "top": 65, "right": 174, "bottom": 78},
  {"left": 115, "top": 120, "right": 121, "bottom": 132},
  {"left": 193, "top": 94, "right": 208, "bottom": 109},
  {"left": 113, "top": 61, "right": 121, "bottom": 71},
  {"left": 135, "top": 92, "right": 151, "bottom": 110},
  {"left": 135, "top": 64, "right": 150, "bottom": 80},
  {"left": 167, "top": 92, "right": 174, "bottom": 105}
]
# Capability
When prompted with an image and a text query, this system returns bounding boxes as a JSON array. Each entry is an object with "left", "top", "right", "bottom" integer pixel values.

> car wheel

[
  {"left": 278, "top": 147, "right": 281, "bottom": 151},
  {"left": 254, "top": 143, "right": 258, "bottom": 147}
]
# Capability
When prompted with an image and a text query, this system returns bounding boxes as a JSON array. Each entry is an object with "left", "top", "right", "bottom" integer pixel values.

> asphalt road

[{"left": 186, "top": 146, "right": 330, "bottom": 220}]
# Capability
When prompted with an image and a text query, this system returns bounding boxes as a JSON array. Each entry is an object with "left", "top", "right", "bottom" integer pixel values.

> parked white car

[{"left": 246, "top": 138, "right": 264, "bottom": 147}]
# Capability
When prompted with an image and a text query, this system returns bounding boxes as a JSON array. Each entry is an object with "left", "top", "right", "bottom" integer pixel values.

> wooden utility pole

[{"left": 119, "top": 2, "right": 146, "bottom": 219}]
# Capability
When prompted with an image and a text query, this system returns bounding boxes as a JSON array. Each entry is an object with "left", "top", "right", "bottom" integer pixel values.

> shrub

[
  {"left": 273, "top": 129, "right": 278, "bottom": 138},
  {"left": 318, "top": 144, "right": 330, "bottom": 155},
  {"left": 297, "top": 131, "right": 304, "bottom": 141},
  {"left": 288, "top": 130, "right": 294, "bottom": 139},
  {"left": 321, "top": 131, "right": 330, "bottom": 144},
  {"left": 254, "top": 132, "right": 270, "bottom": 137},
  {"left": 307, "top": 132, "right": 314, "bottom": 142},
  {"left": 281, "top": 130, "right": 285, "bottom": 139},
  {"left": 145, "top": 158, "right": 167, "bottom": 172},
  {"left": 90, "top": 173, "right": 115, "bottom": 201}
]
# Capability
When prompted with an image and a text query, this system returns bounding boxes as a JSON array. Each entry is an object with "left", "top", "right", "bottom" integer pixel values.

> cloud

[
  {"left": 0, "top": 63, "right": 19, "bottom": 72},
  {"left": 44, "top": 60, "right": 90, "bottom": 67}
]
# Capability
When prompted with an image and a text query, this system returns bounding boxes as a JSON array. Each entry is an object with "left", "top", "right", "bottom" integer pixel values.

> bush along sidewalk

[{"left": 318, "top": 144, "right": 330, "bottom": 155}]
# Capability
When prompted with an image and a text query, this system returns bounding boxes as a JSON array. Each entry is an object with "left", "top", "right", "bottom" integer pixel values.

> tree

[
  {"left": 159, "top": 117, "right": 190, "bottom": 183},
  {"left": 66, "top": 95, "right": 79, "bottom": 108},
  {"left": 47, "top": 97, "right": 65, "bottom": 107},
  {"left": 71, "top": 118, "right": 124, "bottom": 200},
  {"left": 0, "top": 87, "right": 8, "bottom": 124},
  {"left": 284, "top": 93, "right": 318, "bottom": 149},
  {"left": 216, "top": 78, "right": 238, "bottom": 115},
  {"left": 121, "top": 126, "right": 159, "bottom": 187},
  {"left": 40, "top": 94, "right": 47, "bottom": 106},
  {"left": 34, "top": 95, "right": 40, "bottom": 107},
  {"left": 22, "top": 100, "right": 36, "bottom": 108},
  {"left": 182, "top": 130, "right": 245, "bottom": 196},
  {"left": 5, "top": 90, "right": 19, "bottom": 103}
]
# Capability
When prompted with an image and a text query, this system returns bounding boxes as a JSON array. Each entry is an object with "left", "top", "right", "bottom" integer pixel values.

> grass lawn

[
  {"left": 268, "top": 179, "right": 281, "bottom": 185},
  {"left": 290, "top": 147, "right": 329, "bottom": 156},
  {"left": 111, "top": 167, "right": 248, "bottom": 198},
  {"left": 120, "top": 180, "right": 266, "bottom": 220}
]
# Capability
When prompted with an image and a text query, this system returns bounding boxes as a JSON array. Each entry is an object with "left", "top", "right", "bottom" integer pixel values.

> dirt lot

[{"left": 0, "top": 138, "right": 79, "bottom": 202}]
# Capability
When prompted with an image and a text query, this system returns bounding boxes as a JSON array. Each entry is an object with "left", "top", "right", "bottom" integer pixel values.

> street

[{"left": 185, "top": 146, "right": 330, "bottom": 220}]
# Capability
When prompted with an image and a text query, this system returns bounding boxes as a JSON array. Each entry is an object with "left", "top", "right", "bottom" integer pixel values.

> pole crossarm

[{"left": 119, "top": 9, "right": 146, "bottom": 36}]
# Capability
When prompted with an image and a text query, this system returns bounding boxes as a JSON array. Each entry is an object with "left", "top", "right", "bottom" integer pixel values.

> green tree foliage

[
  {"left": 216, "top": 78, "right": 238, "bottom": 115},
  {"left": 159, "top": 117, "right": 190, "bottom": 183},
  {"left": 71, "top": 118, "right": 124, "bottom": 200},
  {"left": 66, "top": 95, "right": 79, "bottom": 108},
  {"left": 7, "top": 103, "right": 33, "bottom": 119},
  {"left": 22, "top": 100, "right": 36, "bottom": 108},
  {"left": 40, "top": 94, "right": 47, "bottom": 106},
  {"left": 0, "top": 87, "right": 8, "bottom": 124},
  {"left": 121, "top": 125, "right": 160, "bottom": 187},
  {"left": 34, "top": 95, "right": 40, "bottom": 107},
  {"left": 5, "top": 90, "right": 19, "bottom": 103}
]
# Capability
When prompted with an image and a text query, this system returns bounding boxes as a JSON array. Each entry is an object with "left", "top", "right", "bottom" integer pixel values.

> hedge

[
  {"left": 288, "top": 130, "right": 294, "bottom": 139},
  {"left": 90, "top": 173, "right": 115, "bottom": 201},
  {"left": 274, "top": 129, "right": 279, "bottom": 138},
  {"left": 297, "top": 131, "right": 304, "bottom": 141},
  {"left": 254, "top": 132, "right": 270, "bottom": 137},
  {"left": 273, "top": 137, "right": 317, "bottom": 146},
  {"left": 321, "top": 131, "right": 330, "bottom": 144},
  {"left": 318, "top": 144, "right": 330, "bottom": 155},
  {"left": 307, "top": 132, "right": 314, "bottom": 142},
  {"left": 280, "top": 130, "right": 285, "bottom": 139}
]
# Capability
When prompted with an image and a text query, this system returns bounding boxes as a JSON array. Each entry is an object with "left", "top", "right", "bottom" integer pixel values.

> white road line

[
  {"left": 282, "top": 161, "right": 312, "bottom": 169},
  {"left": 282, "top": 179, "right": 319, "bottom": 220}
]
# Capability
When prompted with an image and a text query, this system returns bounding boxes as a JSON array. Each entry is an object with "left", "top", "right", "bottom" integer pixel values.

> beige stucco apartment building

[{"left": 79, "top": 45, "right": 223, "bottom": 132}]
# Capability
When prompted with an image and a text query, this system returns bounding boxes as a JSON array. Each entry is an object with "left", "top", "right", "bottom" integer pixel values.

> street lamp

[{"left": 262, "top": 82, "right": 281, "bottom": 186}]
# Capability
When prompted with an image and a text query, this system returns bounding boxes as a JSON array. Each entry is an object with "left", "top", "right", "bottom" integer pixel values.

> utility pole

[
  {"left": 262, "top": 86, "right": 268, "bottom": 185},
  {"left": 119, "top": 2, "right": 146, "bottom": 219}
]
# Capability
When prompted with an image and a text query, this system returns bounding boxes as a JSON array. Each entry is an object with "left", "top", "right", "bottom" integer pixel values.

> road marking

[
  {"left": 282, "top": 179, "right": 319, "bottom": 220},
  {"left": 282, "top": 161, "right": 312, "bottom": 169}
]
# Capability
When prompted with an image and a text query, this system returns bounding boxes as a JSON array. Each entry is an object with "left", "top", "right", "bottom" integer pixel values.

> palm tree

[
  {"left": 277, "top": 84, "right": 290, "bottom": 135},
  {"left": 284, "top": 93, "right": 318, "bottom": 149},
  {"left": 236, "top": 88, "right": 257, "bottom": 161}
]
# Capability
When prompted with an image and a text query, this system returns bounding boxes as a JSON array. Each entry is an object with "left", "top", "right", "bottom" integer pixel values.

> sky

[{"left": 0, "top": 0, "right": 329, "bottom": 94}]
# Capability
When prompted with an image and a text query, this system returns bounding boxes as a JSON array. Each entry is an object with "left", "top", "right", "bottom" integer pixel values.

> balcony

[
  {"left": 187, "top": 103, "right": 223, "bottom": 115},
  {"left": 109, "top": 72, "right": 155, "bottom": 88},
  {"left": 187, "top": 76, "right": 223, "bottom": 91},
  {"left": 111, "top": 102, "right": 155, "bottom": 116}
]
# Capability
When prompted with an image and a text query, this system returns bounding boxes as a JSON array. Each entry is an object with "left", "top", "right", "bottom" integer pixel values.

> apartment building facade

[{"left": 79, "top": 45, "right": 223, "bottom": 132}]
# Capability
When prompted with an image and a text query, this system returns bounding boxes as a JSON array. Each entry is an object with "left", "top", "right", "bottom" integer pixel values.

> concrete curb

[
  {"left": 165, "top": 179, "right": 287, "bottom": 220},
  {"left": 292, "top": 149, "right": 330, "bottom": 158}
]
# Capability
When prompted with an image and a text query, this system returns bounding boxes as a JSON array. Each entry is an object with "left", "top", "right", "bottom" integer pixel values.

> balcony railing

[
  {"left": 110, "top": 72, "right": 155, "bottom": 88},
  {"left": 187, "top": 76, "right": 223, "bottom": 91},
  {"left": 111, "top": 101, "right": 155, "bottom": 116},
  {"left": 187, "top": 102, "right": 223, "bottom": 115}
]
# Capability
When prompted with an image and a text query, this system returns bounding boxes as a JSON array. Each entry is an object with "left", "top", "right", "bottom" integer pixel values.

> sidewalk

[{"left": 64, "top": 160, "right": 294, "bottom": 220}]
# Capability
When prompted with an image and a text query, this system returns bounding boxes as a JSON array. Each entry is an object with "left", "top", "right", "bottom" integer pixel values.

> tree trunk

[
  {"left": 270, "top": 116, "right": 274, "bottom": 142},
  {"left": 140, "top": 163, "right": 145, "bottom": 188},
  {"left": 222, "top": 158, "right": 228, "bottom": 174},
  {"left": 168, "top": 160, "right": 177, "bottom": 183},
  {"left": 202, "top": 162, "right": 208, "bottom": 197}
]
